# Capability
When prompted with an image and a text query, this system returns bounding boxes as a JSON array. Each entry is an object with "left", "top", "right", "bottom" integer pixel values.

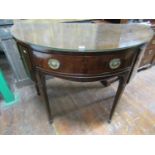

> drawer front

[
  {"left": 140, "top": 33, "right": 155, "bottom": 67},
  {"left": 140, "top": 57, "right": 152, "bottom": 66},
  {"left": 141, "top": 48, "right": 155, "bottom": 66},
  {"left": 32, "top": 50, "right": 136, "bottom": 75},
  {"left": 144, "top": 48, "right": 155, "bottom": 57},
  {"left": 147, "top": 35, "right": 155, "bottom": 49}
]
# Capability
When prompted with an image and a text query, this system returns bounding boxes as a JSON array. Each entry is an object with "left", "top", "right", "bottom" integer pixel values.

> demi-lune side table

[{"left": 11, "top": 20, "right": 153, "bottom": 123}]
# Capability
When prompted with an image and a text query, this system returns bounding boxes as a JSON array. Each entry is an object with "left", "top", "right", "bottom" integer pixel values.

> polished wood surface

[
  {"left": 11, "top": 20, "right": 153, "bottom": 52},
  {"left": 32, "top": 49, "right": 136, "bottom": 75}
]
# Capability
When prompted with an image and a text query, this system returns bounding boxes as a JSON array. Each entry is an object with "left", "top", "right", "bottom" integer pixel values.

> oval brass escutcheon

[
  {"left": 109, "top": 58, "right": 121, "bottom": 69},
  {"left": 48, "top": 58, "right": 60, "bottom": 70}
]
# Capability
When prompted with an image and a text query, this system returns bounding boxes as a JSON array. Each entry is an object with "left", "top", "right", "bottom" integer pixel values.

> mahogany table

[{"left": 11, "top": 20, "right": 153, "bottom": 123}]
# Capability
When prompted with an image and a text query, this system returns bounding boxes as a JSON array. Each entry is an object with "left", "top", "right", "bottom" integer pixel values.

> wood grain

[{"left": 32, "top": 49, "right": 135, "bottom": 75}]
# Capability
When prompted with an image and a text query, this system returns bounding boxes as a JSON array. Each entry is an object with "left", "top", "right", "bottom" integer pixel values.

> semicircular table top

[{"left": 11, "top": 20, "right": 154, "bottom": 52}]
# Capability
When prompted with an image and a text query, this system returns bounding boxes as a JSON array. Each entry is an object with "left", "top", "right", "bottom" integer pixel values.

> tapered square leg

[
  {"left": 108, "top": 72, "right": 129, "bottom": 123},
  {"left": 35, "top": 83, "right": 40, "bottom": 96},
  {"left": 35, "top": 71, "right": 53, "bottom": 124},
  {"left": 33, "top": 71, "right": 40, "bottom": 96}
]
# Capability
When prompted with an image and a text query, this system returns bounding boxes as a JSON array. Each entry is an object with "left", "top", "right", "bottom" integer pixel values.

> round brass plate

[
  {"left": 109, "top": 58, "right": 121, "bottom": 69},
  {"left": 48, "top": 58, "right": 60, "bottom": 70}
]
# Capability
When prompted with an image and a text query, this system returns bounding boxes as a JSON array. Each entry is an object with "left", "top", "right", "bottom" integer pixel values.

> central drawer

[{"left": 32, "top": 50, "right": 136, "bottom": 75}]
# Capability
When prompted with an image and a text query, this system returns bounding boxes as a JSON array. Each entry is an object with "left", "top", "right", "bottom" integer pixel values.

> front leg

[
  {"left": 34, "top": 72, "right": 40, "bottom": 96},
  {"left": 36, "top": 71, "right": 53, "bottom": 124},
  {"left": 108, "top": 73, "right": 129, "bottom": 123}
]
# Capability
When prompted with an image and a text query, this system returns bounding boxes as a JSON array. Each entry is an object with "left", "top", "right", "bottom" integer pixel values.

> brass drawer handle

[
  {"left": 109, "top": 58, "right": 121, "bottom": 69},
  {"left": 48, "top": 58, "right": 60, "bottom": 70}
]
